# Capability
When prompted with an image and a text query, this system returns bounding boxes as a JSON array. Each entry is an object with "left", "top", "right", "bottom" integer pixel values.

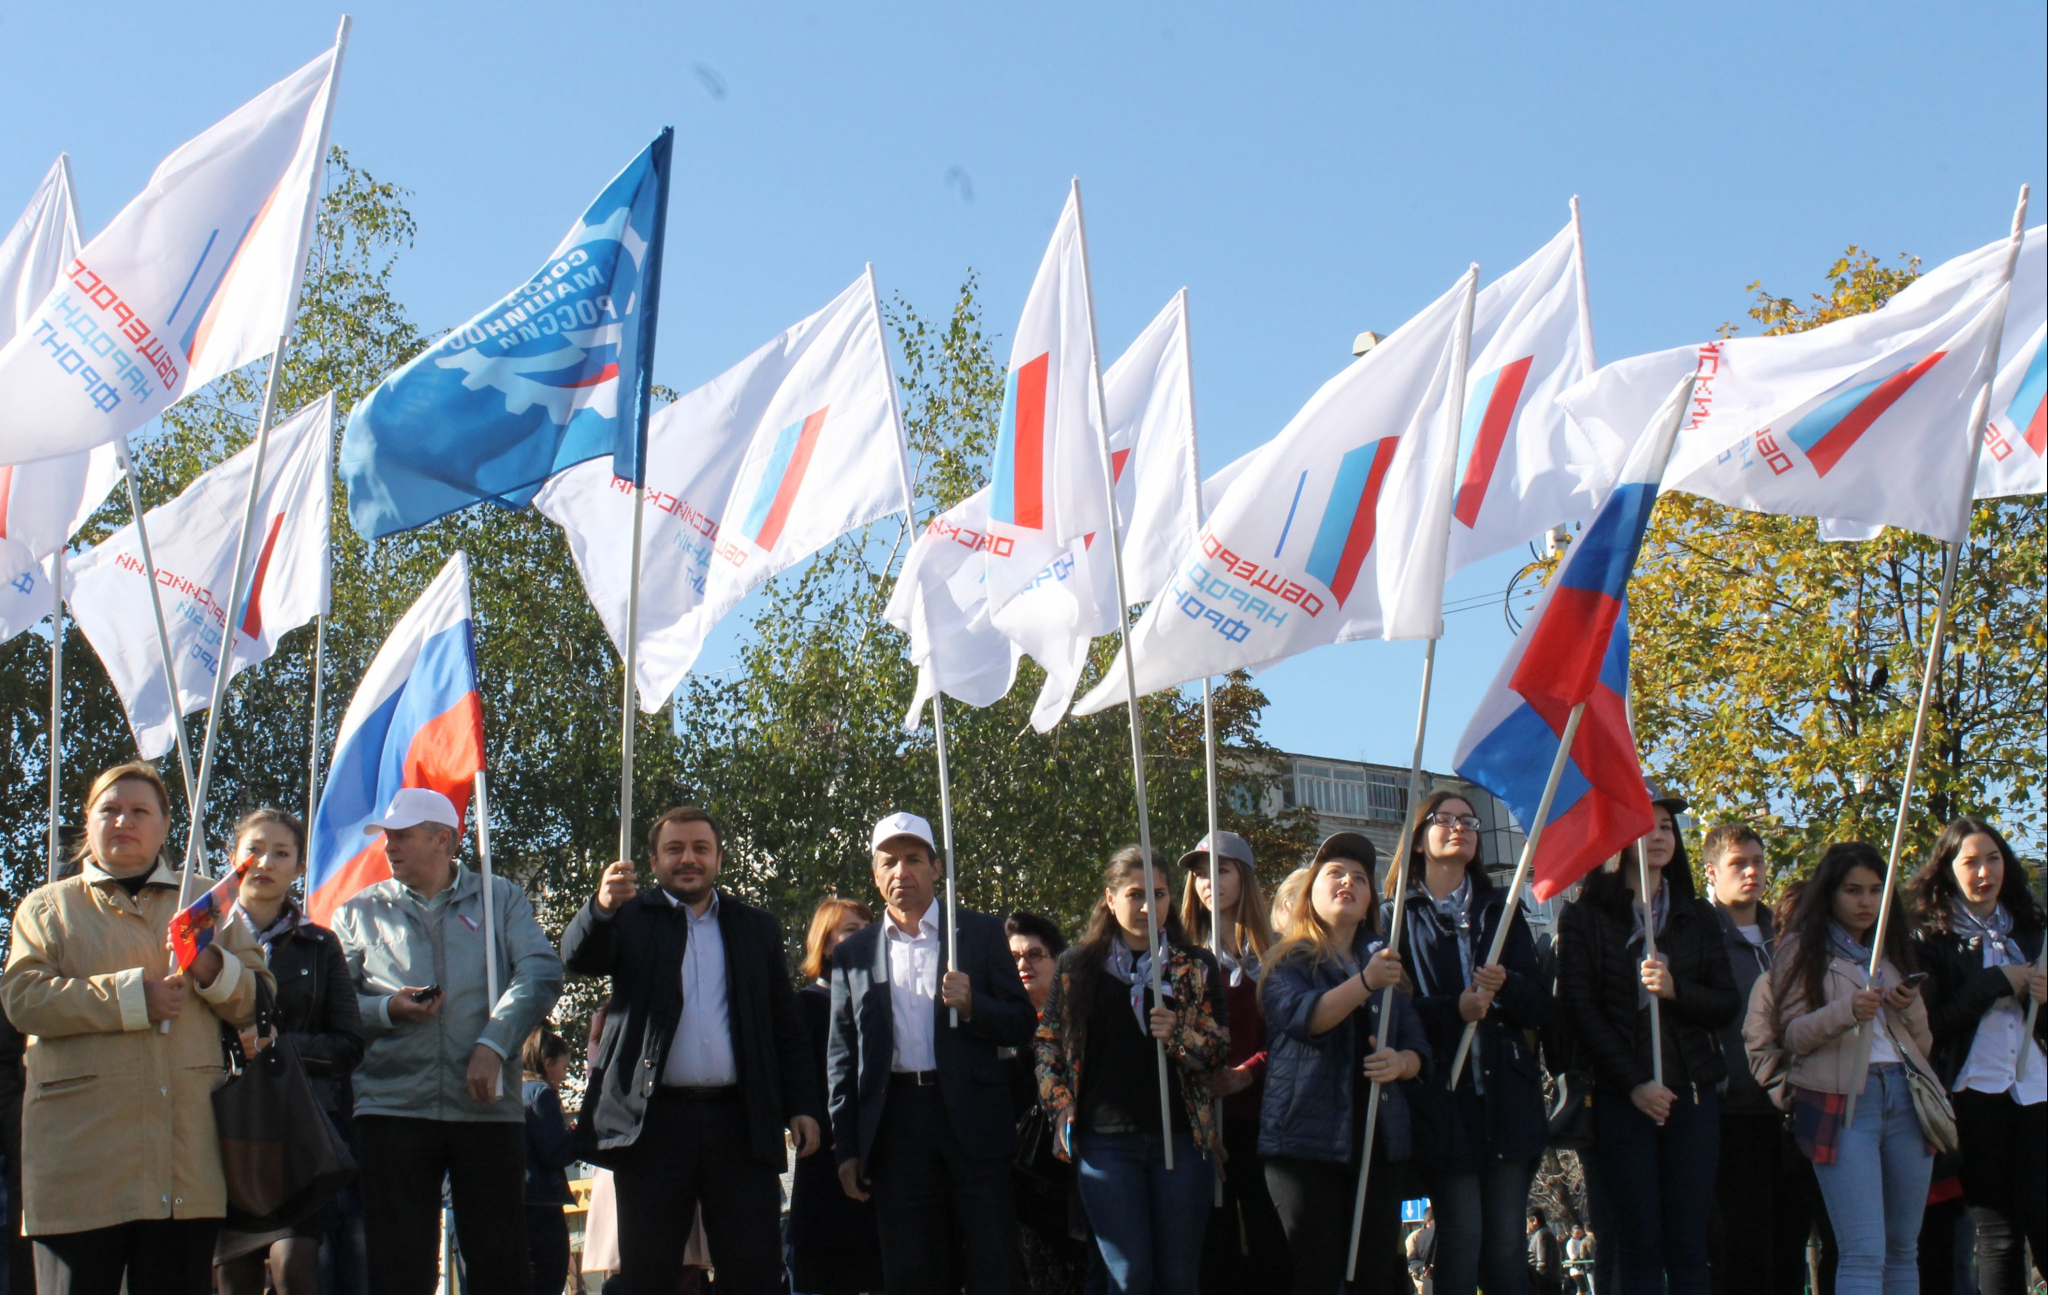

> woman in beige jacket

[
  {"left": 2, "top": 761, "right": 268, "bottom": 1295},
  {"left": 1743, "top": 841, "right": 1935, "bottom": 1295}
]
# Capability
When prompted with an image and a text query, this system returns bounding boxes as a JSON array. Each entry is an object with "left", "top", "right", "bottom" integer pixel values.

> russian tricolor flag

[
  {"left": 306, "top": 552, "right": 484, "bottom": 925},
  {"left": 1453, "top": 374, "right": 1693, "bottom": 900}
]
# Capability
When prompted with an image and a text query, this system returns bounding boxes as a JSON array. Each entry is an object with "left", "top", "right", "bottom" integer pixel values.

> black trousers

[
  {"left": 1201, "top": 1118, "right": 1290, "bottom": 1295},
  {"left": 528, "top": 1204, "right": 572, "bottom": 1295},
  {"left": 1710, "top": 1110, "right": 1815, "bottom": 1295},
  {"left": 1955, "top": 1088, "right": 2048, "bottom": 1295},
  {"left": 353, "top": 1115, "right": 530, "bottom": 1295},
  {"left": 868, "top": 1081, "right": 1020, "bottom": 1295},
  {"left": 1264, "top": 1145, "right": 1407, "bottom": 1295},
  {"left": 614, "top": 1089, "right": 784, "bottom": 1295},
  {"left": 32, "top": 1218, "right": 219, "bottom": 1295}
]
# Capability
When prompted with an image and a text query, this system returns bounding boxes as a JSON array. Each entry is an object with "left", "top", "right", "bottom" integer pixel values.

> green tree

[{"left": 1629, "top": 248, "right": 2047, "bottom": 881}]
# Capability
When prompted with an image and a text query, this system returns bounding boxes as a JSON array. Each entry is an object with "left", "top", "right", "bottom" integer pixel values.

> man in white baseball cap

[
  {"left": 329, "top": 785, "right": 562, "bottom": 1295},
  {"left": 825, "top": 812, "right": 1036, "bottom": 1295}
]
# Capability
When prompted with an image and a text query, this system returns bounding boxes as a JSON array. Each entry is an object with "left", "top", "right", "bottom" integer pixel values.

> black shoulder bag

[{"left": 213, "top": 975, "right": 357, "bottom": 1231}]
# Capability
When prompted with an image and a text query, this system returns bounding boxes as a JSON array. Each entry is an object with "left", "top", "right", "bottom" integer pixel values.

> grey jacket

[{"left": 333, "top": 865, "right": 562, "bottom": 1123}]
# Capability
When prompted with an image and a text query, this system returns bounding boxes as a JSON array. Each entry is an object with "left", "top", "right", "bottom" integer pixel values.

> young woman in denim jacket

[{"left": 1036, "top": 847, "right": 1230, "bottom": 1295}]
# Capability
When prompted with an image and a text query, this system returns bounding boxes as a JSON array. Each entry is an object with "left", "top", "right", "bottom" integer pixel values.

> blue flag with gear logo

[{"left": 341, "top": 129, "right": 671, "bottom": 538}]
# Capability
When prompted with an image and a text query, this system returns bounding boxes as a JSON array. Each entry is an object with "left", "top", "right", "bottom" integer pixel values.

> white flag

[
  {"left": 990, "top": 291, "right": 1204, "bottom": 731},
  {"left": 537, "top": 272, "right": 910, "bottom": 712},
  {"left": 68, "top": 393, "right": 334, "bottom": 758},
  {"left": 0, "top": 33, "right": 346, "bottom": 467},
  {"left": 983, "top": 183, "right": 1111, "bottom": 609},
  {"left": 1447, "top": 213, "right": 1606, "bottom": 572},
  {"left": 0, "top": 156, "right": 121, "bottom": 642},
  {"left": 1560, "top": 224, "right": 2025, "bottom": 543},
  {"left": 1075, "top": 267, "right": 1476, "bottom": 716},
  {"left": 884, "top": 487, "right": 1021, "bottom": 728},
  {"left": 1974, "top": 225, "right": 2045, "bottom": 499}
]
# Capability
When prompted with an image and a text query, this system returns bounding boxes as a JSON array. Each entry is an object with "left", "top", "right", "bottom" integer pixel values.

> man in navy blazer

[{"left": 827, "top": 812, "right": 1036, "bottom": 1295}]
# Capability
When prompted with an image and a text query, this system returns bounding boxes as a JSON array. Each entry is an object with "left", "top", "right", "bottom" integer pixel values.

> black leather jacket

[
  {"left": 1912, "top": 918, "right": 2046, "bottom": 1088},
  {"left": 259, "top": 908, "right": 366, "bottom": 1116}
]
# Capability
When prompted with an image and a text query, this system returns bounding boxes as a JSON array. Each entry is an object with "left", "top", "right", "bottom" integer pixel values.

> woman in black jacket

[
  {"left": 1908, "top": 817, "right": 2047, "bottom": 1295},
  {"left": 1387, "top": 790, "right": 1548, "bottom": 1295},
  {"left": 788, "top": 896, "right": 886, "bottom": 1295},
  {"left": 1556, "top": 792, "right": 1735, "bottom": 1295},
  {"left": 212, "top": 808, "right": 365, "bottom": 1295}
]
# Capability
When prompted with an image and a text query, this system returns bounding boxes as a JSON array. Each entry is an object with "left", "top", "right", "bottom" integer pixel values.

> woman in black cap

[
  {"left": 1385, "top": 789, "right": 1549, "bottom": 1295},
  {"left": 1258, "top": 832, "right": 1430, "bottom": 1294},
  {"left": 1557, "top": 789, "right": 1737, "bottom": 1295}
]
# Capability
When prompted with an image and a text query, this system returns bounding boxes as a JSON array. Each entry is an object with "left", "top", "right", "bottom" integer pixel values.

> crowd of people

[{"left": 0, "top": 759, "right": 2042, "bottom": 1295}]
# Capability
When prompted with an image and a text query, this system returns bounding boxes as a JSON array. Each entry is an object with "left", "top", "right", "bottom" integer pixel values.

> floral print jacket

[{"left": 1033, "top": 941, "right": 1232, "bottom": 1156}]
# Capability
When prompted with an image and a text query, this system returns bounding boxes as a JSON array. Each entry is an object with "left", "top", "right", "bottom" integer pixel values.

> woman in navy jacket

[
  {"left": 1386, "top": 789, "right": 1549, "bottom": 1295},
  {"left": 1260, "top": 832, "right": 1430, "bottom": 1295}
]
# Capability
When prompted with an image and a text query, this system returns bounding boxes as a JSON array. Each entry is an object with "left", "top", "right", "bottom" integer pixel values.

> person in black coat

[
  {"left": 827, "top": 812, "right": 1037, "bottom": 1295},
  {"left": 560, "top": 805, "right": 822, "bottom": 1295},
  {"left": 1556, "top": 790, "right": 1736, "bottom": 1295},
  {"left": 1387, "top": 791, "right": 1548, "bottom": 1295},
  {"left": 213, "top": 809, "right": 366, "bottom": 1295},
  {"left": 1908, "top": 817, "right": 2047, "bottom": 1295},
  {"left": 789, "top": 897, "right": 886, "bottom": 1295}
]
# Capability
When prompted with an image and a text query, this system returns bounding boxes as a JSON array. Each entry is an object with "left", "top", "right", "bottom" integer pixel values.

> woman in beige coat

[
  {"left": 1744, "top": 841, "right": 1935, "bottom": 1295},
  {"left": 2, "top": 761, "right": 268, "bottom": 1295}
]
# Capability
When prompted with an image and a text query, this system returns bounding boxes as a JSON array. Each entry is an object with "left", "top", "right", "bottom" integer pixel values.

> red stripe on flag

[
  {"left": 1453, "top": 356, "right": 1533, "bottom": 527},
  {"left": 755, "top": 407, "right": 829, "bottom": 551},
  {"left": 1526, "top": 685, "right": 1654, "bottom": 899},
  {"left": 307, "top": 844, "right": 391, "bottom": 927},
  {"left": 0, "top": 466, "right": 14, "bottom": 539},
  {"left": 1011, "top": 354, "right": 1050, "bottom": 529},
  {"left": 1510, "top": 585, "right": 1622, "bottom": 710},
  {"left": 406, "top": 694, "right": 486, "bottom": 820},
  {"left": 1807, "top": 351, "right": 1945, "bottom": 477},
  {"left": 1326, "top": 438, "right": 1400, "bottom": 606},
  {"left": 238, "top": 511, "right": 288, "bottom": 640},
  {"left": 2025, "top": 398, "right": 2046, "bottom": 456},
  {"left": 562, "top": 363, "right": 621, "bottom": 390}
]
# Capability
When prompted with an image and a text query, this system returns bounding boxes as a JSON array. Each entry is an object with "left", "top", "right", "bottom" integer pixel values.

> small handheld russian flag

[{"left": 168, "top": 857, "right": 252, "bottom": 971}]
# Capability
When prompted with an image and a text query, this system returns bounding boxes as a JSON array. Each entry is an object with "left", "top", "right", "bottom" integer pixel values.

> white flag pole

[
  {"left": 115, "top": 439, "right": 197, "bottom": 802},
  {"left": 1445, "top": 702, "right": 1587, "bottom": 1090},
  {"left": 1348, "top": 267, "right": 1478, "bottom": 1281},
  {"left": 475, "top": 768, "right": 503, "bottom": 1099},
  {"left": 307, "top": 612, "right": 326, "bottom": 821},
  {"left": 1570, "top": 195, "right": 1597, "bottom": 374},
  {"left": 1640, "top": 845, "right": 1665, "bottom": 1090},
  {"left": 1071, "top": 178, "right": 1175, "bottom": 1167},
  {"left": 1844, "top": 182, "right": 2029, "bottom": 1128},
  {"left": 1203, "top": 675, "right": 1224, "bottom": 1206},
  {"left": 616, "top": 484, "right": 645, "bottom": 865},
  {"left": 46, "top": 548, "right": 64, "bottom": 884}
]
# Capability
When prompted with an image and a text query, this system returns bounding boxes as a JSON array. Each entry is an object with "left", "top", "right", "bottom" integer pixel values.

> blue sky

[{"left": 5, "top": 2, "right": 2042, "bottom": 776}]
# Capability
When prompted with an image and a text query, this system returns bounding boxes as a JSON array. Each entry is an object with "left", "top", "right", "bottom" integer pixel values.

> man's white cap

[
  {"left": 364, "top": 787, "right": 461, "bottom": 837},
  {"left": 870, "top": 811, "right": 936, "bottom": 854}
]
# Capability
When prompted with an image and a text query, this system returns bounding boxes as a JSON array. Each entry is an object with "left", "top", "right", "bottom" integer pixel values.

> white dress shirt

[
  {"left": 1952, "top": 940, "right": 2047, "bottom": 1105},
  {"left": 661, "top": 890, "right": 738, "bottom": 1087},
  {"left": 886, "top": 906, "right": 941, "bottom": 1073}
]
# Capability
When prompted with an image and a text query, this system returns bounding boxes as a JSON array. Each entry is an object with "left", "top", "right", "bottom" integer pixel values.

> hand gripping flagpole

[
  {"left": 1844, "top": 182, "right": 2029, "bottom": 1128},
  {"left": 1640, "top": 843, "right": 1666, "bottom": 1090},
  {"left": 1071, "top": 178, "right": 1175, "bottom": 1168},
  {"left": 1348, "top": 266, "right": 1478, "bottom": 1281},
  {"left": 115, "top": 439, "right": 198, "bottom": 803},
  {"left": 47, "top": 553, "right": 66, "bottom": 885},
  {"left": 1445, "top": 702, "right": 1587, "bottom": 1090},
  {"left": 475, "top": 769, "right": 502, "bottom": 1099}
]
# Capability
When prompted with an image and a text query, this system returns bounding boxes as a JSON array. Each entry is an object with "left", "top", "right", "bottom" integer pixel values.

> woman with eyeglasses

[
  {"left": 1178, "top": 834, "right": 1287, "bottom": 1295},
  {"left": 1385, "top": 791, "right": 1548, "bottom": 1295},
  {"left": 1907, "top": 818, "right": 2046, "bottom": 1295},
  {"left": 1557, "top": 790, "right": 1737, "bottom": 1295},
  {"left": 1259, "top": 832, "right": 1429, "bottom": 1295}
]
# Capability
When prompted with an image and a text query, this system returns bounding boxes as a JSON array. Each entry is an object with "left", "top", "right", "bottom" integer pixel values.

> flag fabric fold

[
  {"left": 1453, "top": 374, "right": 1694, "bottom": 900},
  {"left": 342, "top": 131, "right": 671, "bottom": 538},
  {"left": 307, "top": 552, "right": 484, "bottom": 925},
  {"left": 990, "top": 291, "right": 1203, "bottom": 731},
  {"left": 983, "top": 185, "right": 1110, "bottom": 609},
  {"left": 884, "top": 487, "right": 1022, "bottom": 728},
  {"left": 535, "top": 271, "right": 909, "bottom": 711},
  {"left": 67, "top": 393, "right": 333, "bottom": 758},
  {"left": 1559, "top": 225, "right": 2032, "bottom": 543},
  {"left": 1974, "top": 225, "right": 2045, "bottom": 499},
  {"left": 1448, "top": 216, "right": 1608, "bottom": 572},
  {"left": 0, "top": 38, "right": 344, "bottom": 466},
  {"left": 1074, "top": 266, "right": 1475, "bottom": 717},
  {"left": 0, "top": 156, "right": 120, "bottom": 643}
]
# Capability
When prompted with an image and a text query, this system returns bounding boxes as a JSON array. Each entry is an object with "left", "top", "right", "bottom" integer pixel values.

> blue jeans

[
  {"left": 1074, "top": 1131, "right": 1211, "bottom": 1295},
  {"left": 1591, "top": 1083, "right": 1720, "bottom": 1295},
  {"left": 1424, "top": 1156, "right": 1537, "bottom": 1295},
  {"left": 1813, "top": 1065, "right": 1934, "bottom": 1295}
]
